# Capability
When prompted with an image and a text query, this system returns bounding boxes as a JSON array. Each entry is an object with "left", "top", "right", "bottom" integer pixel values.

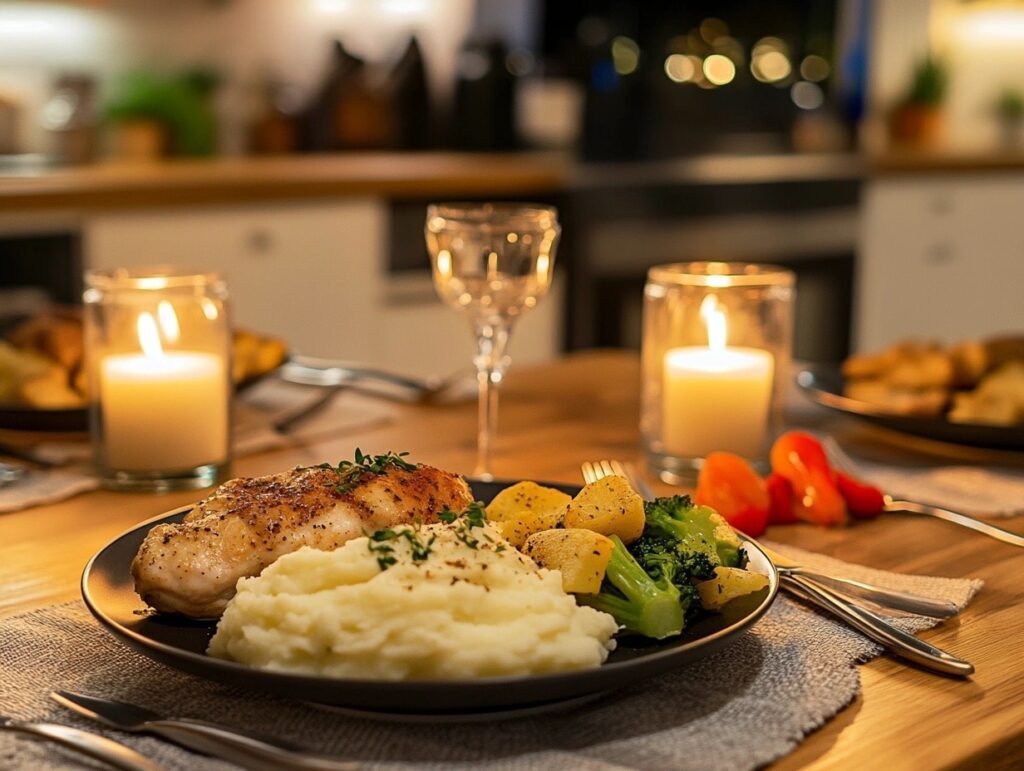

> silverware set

[{"left": 581, "top": 459, "right": 976, "bottom": 677}]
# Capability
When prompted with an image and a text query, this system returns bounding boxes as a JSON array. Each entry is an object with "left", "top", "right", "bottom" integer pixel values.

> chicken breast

[{"left": 132, "top": 462, "right": 473, "bottom": 618}]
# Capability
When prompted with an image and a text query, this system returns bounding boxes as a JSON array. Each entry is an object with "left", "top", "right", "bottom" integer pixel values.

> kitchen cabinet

[
  {"left": 84, "top": 199, "right": 561, "bottom": 376},
  {"left": 855, "top": 174, "right": 1024, "bottom": 351}
]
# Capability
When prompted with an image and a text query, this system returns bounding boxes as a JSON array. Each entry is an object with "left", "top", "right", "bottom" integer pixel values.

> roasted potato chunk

[
  {"left": 564, "top": 476, "right": 645, "bottom": 544},
  {"left": 524, "top": 528, "right": 614, "bottom": 594},
  {"left": 695, "top": 566, "right": 769, "bottom": 611},
  {"left": 485, "top": 481, "right": 570, "bottom": 547}
]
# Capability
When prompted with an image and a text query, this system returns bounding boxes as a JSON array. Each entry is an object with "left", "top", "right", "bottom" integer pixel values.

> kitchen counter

[
  {"left": 868, "top": 147, "right": 1024, "bottom": 175},
  {"left": 0, "top": 152, "right": 570, "bottom": 211},
  {"left": 0, "top": 151, "right": 866, "bottom": 212}
]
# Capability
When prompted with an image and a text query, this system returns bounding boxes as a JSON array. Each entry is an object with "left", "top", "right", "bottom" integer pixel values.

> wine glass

[{"left": 425, "top": 203, "right": 560, "bottom": 480}]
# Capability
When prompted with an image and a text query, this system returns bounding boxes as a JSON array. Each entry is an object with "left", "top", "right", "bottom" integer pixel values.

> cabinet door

[
  {"left": 85, "top": 200, "right": 385, "bottom": 360},
  {"left": 856, "top": 176, "right": 1024, "bottom": 350}
]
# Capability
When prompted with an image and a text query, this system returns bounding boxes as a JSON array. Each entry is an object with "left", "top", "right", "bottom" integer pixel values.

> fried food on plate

[
  {"left": 844, "top": 380, "right": 948, "bottom": 417},
  {"left": 842, "top": 335, "right": 1024, "bottom": 424},
  {"left": 949, "top": 361, "right": 1024, "bottom": 426}
]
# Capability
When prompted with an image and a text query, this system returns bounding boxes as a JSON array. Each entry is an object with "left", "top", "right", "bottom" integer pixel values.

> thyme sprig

[{"left": 317, "top": 449, "right": 416, "bottom": 495}]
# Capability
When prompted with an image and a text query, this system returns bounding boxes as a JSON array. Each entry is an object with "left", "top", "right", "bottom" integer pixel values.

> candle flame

[
  {"left": 137, "top": 312, "right": 164, "bottom": 358},
  {"left": 157, "top": 301, "right": 180, "bottom": 343},
  {"left": 700, "top": 295, "right": 727, "bottom": 351}
]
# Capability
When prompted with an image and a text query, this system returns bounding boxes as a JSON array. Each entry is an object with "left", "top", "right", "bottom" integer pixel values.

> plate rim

[{"left": 81, "top": 481, "right": 779, "bottom": 694}]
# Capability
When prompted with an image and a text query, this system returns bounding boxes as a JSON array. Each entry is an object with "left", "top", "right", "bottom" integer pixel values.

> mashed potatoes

[{"left": 207, "top": 519, "right": 618, "bottom": 679}]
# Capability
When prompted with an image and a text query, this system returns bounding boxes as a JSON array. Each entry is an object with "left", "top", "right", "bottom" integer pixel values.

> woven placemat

[{"left": 0, "top": 545, "right": 982, "bottom": 771}]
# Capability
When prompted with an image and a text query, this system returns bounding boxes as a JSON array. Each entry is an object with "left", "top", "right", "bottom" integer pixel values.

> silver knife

[
  {"left": 781, "top": 574, "right": 974, "bottom": 677},
  {"left": 1, "top": 715, "right": 165, "bottom": 771},
  {"left": 51, "top": 691, "right": 357, "bottom": 771}
]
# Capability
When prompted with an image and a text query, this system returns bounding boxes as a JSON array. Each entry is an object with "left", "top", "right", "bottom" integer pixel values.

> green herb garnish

[
  {"left": 436, "top": 501, "right": 489, "bottom": 550},
  {"left": 314, "top": 449, "right": 416, "bottom": 495},
  {"left": 365, "top": 525, "right": 435, "bottom": 570}
]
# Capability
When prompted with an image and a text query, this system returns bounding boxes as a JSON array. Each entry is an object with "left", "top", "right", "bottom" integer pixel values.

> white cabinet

[
  {"left": 86, "top": 200, "right": 385, "bottom": 362},
  {"left": 84, "top": 199, "right": 562, "bottom": 377},
  {"left": 856, "top": 175, "right": 1024, "bottom": 350}
]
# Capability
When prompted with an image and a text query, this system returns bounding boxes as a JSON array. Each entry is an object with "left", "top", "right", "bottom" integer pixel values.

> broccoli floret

[
  {"left": 629, "top": 531, "right": 715, "bottom": 623},
  {"left": 643, "top": 495, "right": 745, "bottom": 568},
  {"left": 580, "top": 535, "right": 684, "bottom": 640}
]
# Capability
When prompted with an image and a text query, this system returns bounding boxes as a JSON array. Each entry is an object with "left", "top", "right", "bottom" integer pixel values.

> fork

[
  {"left": 282, "top": 358, "right": 470, "bottom": 404},
  {"left": 0, "top": 715, "right": 164, "bottom": 771},
  {"left": 822, "top": 436, "right": 1024, "bottom": 548},
  {"left": 582, "top": 459, "right": 975, "bottom": 676}
]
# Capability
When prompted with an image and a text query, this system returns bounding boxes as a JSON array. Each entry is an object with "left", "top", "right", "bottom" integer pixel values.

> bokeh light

[
  {"left": 664, "top": 54, "right": 698, "bottom": 83},
  {"left": 791, "top": 80, "right": 824, "bottom": 110},
  {"left": 699, "top": 18, "right": 729, "bottom": 44},
  {"left": 751, "top": 50, "right": 791, "bottom": 83},
  {"left": 703, "top": 54, "right": 736, "bottom": 86},
  {"left": 800, "top": 55, "right": 830, "bottom": 82},
  {"left": 611, "top": 36, "right": 640, "bottom": 75}
]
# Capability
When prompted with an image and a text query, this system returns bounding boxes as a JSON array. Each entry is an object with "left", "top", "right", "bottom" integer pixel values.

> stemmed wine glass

[{"left": 425, "top": 203, "right": 560, "bottom": 480}]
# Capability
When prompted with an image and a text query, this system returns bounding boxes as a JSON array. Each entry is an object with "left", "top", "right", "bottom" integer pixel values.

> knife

[
  {"left": 51, "top": 691, "right": 357, "bottom": 771},
  {"left": 1, "top": 715, "right": 165, "bottom": 771}
]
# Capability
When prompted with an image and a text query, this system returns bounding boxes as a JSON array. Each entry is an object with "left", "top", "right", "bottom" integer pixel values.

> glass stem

[{"left": 472, "top": 321, "right": 511, "bottom": 480}]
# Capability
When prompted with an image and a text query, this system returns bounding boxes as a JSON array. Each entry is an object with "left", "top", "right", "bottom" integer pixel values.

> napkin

[
  {"left": 820, "top": 432, "right": 1024, "bottom": 519},
  {"left": 0, "top": 379, "right": 396, "bottom": 514},
  {"left": 0, "top": 547, "right": 982, "bottom": 771}
]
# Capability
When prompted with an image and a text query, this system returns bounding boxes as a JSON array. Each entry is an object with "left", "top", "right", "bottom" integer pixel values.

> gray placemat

[{"left": 0, "top": 545, "right": 982, "bottom": 771}]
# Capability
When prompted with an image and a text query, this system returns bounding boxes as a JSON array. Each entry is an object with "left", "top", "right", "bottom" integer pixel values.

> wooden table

[{"left": 2, "top": 351, "right": 1022, "bottom": 769}]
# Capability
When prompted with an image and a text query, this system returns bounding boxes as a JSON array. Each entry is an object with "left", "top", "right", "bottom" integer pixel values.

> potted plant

[
  {"left": 104, "top": 70, "right": 218, "bottom": 160},
  {"left": 888, "top": 56, "right": 947, "bottom": 146}
]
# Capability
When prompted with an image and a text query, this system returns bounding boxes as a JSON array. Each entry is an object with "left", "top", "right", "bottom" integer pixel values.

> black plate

[
  {"left": 798, "top": 366, "right": 1024, "bottom": 451},
  {"left": 0, "top": 404, "right": 87, "bottom": 432},
  {"left": 82, "top": 480, "right": 778, "bottom": 716}
]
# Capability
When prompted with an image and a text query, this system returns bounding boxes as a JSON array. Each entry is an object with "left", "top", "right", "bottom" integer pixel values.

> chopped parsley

[
  {"left": 366, "top": 525, "right": 436, "bottom": 570},
  {"left": 436, "top": 501, "right": 489, "bottom": 550}
]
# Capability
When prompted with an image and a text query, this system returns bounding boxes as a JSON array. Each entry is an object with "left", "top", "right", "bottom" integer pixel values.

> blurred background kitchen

[{"left": 1, "top": 0, "right": 1022, "bottom": 377}]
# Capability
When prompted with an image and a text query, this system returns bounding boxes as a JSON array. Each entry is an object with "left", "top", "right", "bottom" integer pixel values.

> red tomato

[
  {"left": 835, "top": 471, "right": 886, "bottom": 519},
  {"left": 765, "top": 472, "right": 798, "bottom": 524},
  {"left": 694, "top": 451, "right": 770, "bottom": 536},
  {"left": 769, "top": 432, "right": 847, "bottom": 526}
]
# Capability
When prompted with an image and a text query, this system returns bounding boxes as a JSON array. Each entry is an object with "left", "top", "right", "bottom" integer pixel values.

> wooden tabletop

[{"left": 2, "top": 350, "right": 1022, "bottom": 769}]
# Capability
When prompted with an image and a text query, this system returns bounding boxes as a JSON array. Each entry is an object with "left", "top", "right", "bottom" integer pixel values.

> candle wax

[
  {"left": 100, "top": 351, "right": 228, "bottom": 472},
  {"left": 662, "top": 346, "right": 774, "bottom": 460}
]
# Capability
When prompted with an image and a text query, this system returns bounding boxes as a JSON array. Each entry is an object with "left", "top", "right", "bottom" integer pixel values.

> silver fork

[
  {"left": 822, "top": 436, "right": 1024, "bottom": 548},
  {"left": 582, "top": 459, "right": 974, "bottom": 677},
  {"left": 1, "top": 715, "right": 164, "bottom": 771}
]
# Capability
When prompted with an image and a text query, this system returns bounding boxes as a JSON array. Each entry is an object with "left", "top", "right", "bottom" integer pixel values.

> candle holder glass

[
  {"left": 641, "top": 262, "right": 795, "bottom": 484},
  {"left": 84, "top": 267, "right": 232, "bottom": 492}
]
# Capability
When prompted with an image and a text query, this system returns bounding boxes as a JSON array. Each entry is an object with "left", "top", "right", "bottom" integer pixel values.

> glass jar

[
  {"left": 84, "top": 267, "right": 232, "bottom": 491},
  {"left": 641, "top": 262, "right": 795, "bottom": 483}
]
